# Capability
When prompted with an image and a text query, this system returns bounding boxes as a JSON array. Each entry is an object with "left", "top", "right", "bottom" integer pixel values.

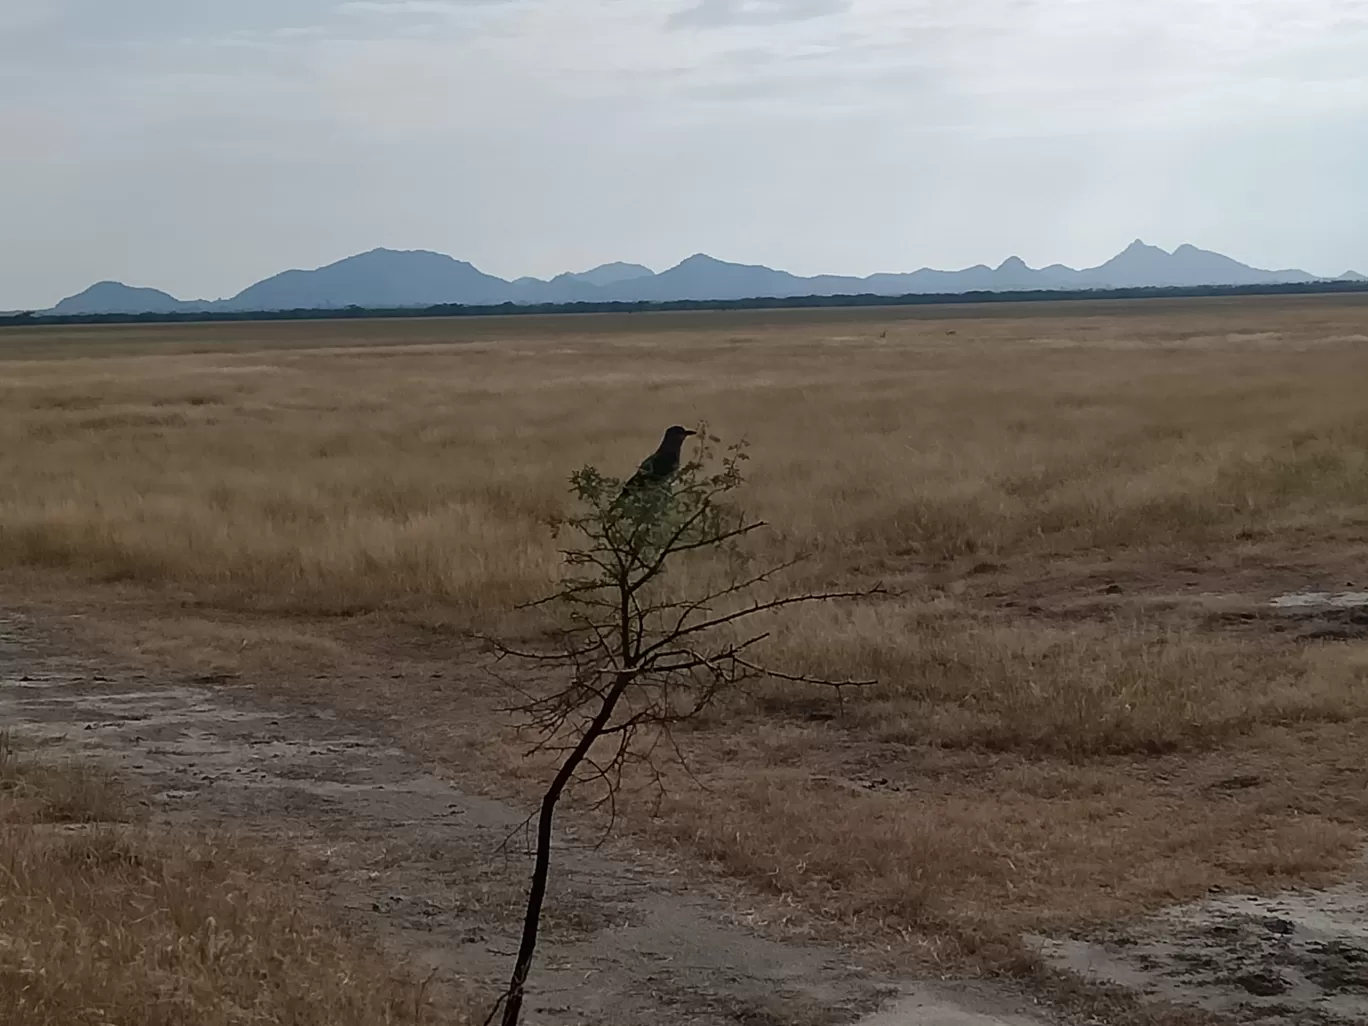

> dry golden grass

[
  {"left": 4, "top": 295, "right": 1368, "bottom": 972},
  {"left": 3, "top": 297, "right": 1368, "bottom": 622},
  {"left": 660, "top": 725, "right": 1367, "bottom": 946},
  {"left": 767, "top": 610, "right": 1368, "bottom": 755},
  {"left": 0, "top": 734, "right": 465, "bottom": 1025},
  {"left": 0, "top": 732, "right": 130, "bottom": 825}
]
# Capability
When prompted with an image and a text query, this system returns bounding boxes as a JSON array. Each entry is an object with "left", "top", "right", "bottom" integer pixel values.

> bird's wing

[
  {"left": 620, "top": 453, "right": 665, "bottom": 496},
  {"left": 620, "top": 460, "right": 651, "bottom": 492}
]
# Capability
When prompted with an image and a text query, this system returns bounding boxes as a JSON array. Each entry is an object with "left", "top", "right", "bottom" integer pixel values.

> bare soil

[
  {"left": 6, "top": 546, "right": 1368, "bottom": 1024},
  {"left": 1032, "top": 880, "right": 1368, "bottom": 1024},
  {"left": 0, "top": 608, "right": 1048, "bottom": 1026},
  {"left": 937, "top": 534, "right": 1368, "bottom": 637}
]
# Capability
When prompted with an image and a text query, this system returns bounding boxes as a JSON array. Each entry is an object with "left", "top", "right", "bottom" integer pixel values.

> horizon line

[{"left": 41, "top": 237, "right": 1365, "bottom": 309}]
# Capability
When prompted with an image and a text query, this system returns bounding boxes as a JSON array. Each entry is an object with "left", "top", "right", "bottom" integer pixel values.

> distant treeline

[{"left": 7, "top": 279, "right": 1368, "bottom": 328}]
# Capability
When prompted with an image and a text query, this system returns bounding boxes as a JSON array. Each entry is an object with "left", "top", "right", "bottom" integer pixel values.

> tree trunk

[{"left": 498, "top": 671, "right": 633, "bottom": 1026}]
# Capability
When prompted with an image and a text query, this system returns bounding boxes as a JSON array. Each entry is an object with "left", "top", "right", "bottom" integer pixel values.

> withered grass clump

[
  {"left": 3, "top": 299, "right": 1368, "bottom": 622},
  {"left": 0, "top": 735, "right": 461, "bottom": 1026},
  {"left": 764, "top": 606, "right": 1368, "bottom": 756},
  {"left": 1, "top": 731, "right": 130, "bottom": 824}
]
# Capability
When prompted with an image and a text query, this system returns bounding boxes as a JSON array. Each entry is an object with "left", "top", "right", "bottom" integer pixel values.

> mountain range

[{"left": 46, "top": 241, "right": 1367, "bottom": 315}]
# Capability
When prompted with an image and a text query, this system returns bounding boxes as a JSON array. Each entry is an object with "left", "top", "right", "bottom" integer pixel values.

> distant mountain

[
  {"left": 222, "top": 248, "right": 517, "bottom": 310},
  {"left": 598, "top": 254, "right": 818, "bottom": 302},
  {"left": 45, "top": 242, "right": 1363, "bottom": 314},
  {"left": 507, "top": 261, "right": 659, "bottom": 304},
  {"left": 565, "top": 262, "right": 655, "bottom": 287},
  {"left": 1080, "top": 240, "right": 1318, "bottom": 288},
  {"left": 51, "top": 281, "right": 208, "bottom": 315}
]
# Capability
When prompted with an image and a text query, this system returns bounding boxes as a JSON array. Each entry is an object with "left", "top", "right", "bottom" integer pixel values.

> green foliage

[
  {"left": 488, "top": 427, "right": 874, "bottom": 1026},
  {"left": 543, "top": 425, "right": 760, "bottom": 661}
]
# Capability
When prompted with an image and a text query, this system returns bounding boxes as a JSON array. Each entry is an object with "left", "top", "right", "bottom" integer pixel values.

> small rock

[
  {"left": 1211, "top": 773, "right": 1263, "bottom": 791},
  {"left": 1235, "top": 970, "right": 1290, "bottom": 997}
]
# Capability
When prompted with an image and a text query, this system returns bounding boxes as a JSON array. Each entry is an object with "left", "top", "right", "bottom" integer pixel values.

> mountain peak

[
  {"left": 40, "top": 241, "right": 1349, "bottom": 314},
  {"left": 346, "top": 247, "right": 461, "bottom": 264},
  {"left": 1123, "top": 238, "right": 1166, "bottom": 254},
  {"left": 564, "top": 261, "right": 654, "bottom": 287},
  {"left": 676, "top": 252, "right": 727, "bottom": 268},
  {"left": 51, "top": 280, "right": 192, "bottom": 315}
]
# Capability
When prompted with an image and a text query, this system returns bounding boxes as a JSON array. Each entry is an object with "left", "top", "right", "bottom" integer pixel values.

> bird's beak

[{"left": 684, "top": 429, "right": 697, "bottom": 436}]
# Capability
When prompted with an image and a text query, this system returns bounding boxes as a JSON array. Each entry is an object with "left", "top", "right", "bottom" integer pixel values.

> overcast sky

[{"left": 2, "top": 0, "right": 1366, "bottom": 307}]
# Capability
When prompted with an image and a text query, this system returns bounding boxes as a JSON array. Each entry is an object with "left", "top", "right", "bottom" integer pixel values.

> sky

[{"left": 2, "top": 0, "right": 1367, "bottom": 308}]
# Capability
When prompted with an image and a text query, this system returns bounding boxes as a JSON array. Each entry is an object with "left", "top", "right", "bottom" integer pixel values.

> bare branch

[
  {"left": 484, "top": 433, "right": 882, "bottom": 1026},
  {"left": 659, "top": 554, "right": 809, "bottom": 640},
  {"left": 729, "top": 654, "right": 877, "bottom": 691},
  {"left": 641, "top": 585, "right": 885, "bottom": 663},
  {"left": 627, "top": 514, "right": 766, "bottom": 594}
]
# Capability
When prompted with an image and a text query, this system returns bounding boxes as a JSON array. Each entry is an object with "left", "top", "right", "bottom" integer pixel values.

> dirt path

[
  {"left": 0, "top": 611, "right": 1049, "bottom": 1026},
  {"left": 1031, "top": 883, "right": 1368, "bottom": 1025}
]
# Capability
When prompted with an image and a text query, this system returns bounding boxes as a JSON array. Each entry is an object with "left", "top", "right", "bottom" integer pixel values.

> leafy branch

[{"left": 481, "top": 426, "right": 881, "bottom": 1026}]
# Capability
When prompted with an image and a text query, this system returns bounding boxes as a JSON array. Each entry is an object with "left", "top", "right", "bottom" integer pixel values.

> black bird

[{"left": 619, "top": 425, "right": 696, "bottom": 499}]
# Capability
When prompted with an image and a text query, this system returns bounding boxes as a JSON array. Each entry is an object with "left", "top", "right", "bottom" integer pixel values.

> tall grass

[
  {"left": 0, "top": 735, "right": 461, "bottom": 1025},
  {"left": 4, "top": 298, "right": 1368, "bottom": 951},
  {"left": 3, "top": 298, "right": 1368, "bottom": 619}
]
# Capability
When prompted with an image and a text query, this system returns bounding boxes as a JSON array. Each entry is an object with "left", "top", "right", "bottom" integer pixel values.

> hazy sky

[{"left": 3, "top": 0, "right": 1367, "bottom": 307}]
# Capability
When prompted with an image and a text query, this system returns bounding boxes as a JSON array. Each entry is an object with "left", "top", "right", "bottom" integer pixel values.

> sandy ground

[
  {"left": 1030, "top": 879, "right": 1368, "bottom": 1025},
  {"left": 5, "top": 587, "right": 1364, "bottom": 1025},
  {"left": 0, "top": 609, "right": 1051, "bottom": 1026}
]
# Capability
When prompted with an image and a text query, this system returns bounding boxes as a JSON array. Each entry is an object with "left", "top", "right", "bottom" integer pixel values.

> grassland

[
  {"left": 0, "top": 733, "right": 460, "bottom": 1025},
  {"left": 2, "top": 295, "right": 1367, "bottom": 980}
]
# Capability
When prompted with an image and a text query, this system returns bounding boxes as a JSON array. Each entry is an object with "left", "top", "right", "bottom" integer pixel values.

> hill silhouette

[
  {"left": 42, "top": 241, "right": 1361, "bottom": 315},
  {"left": 52, "top": 281, "right": 210, "bottom": 316}
]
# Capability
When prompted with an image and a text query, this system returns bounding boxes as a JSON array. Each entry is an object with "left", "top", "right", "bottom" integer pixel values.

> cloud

[
  {"left": 0, "top": 3, "right": 58, "bottom": 34},
  {"left": 669, "top": 0, "right": 849, "bottom": 30},
  {"left": 3, "top": 0, "right": 1368, "bottom": 309},
  {"left": 339, "top": 0, "right": 517, "bottom": 14}
]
